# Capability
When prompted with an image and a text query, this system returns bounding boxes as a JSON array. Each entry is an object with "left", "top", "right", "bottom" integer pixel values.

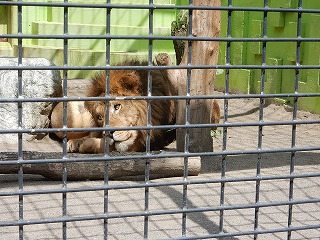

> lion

[
  {"left": 64, "top": 61, "right": 177, "bottom": 153},
  {"left": 51, "top": 61, "right": 221, "bottom": 153}
]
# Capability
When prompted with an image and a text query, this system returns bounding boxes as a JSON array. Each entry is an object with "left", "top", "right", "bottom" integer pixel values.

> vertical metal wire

[
  {"left": 103, "top": 1, "right": 111, "bottom": 239},
  {"left": 287, "top": 1, "right": 302, "bottom": 239},
  {"left": 144, "top": 1, "right": 154, "bottom": 238},
  {"left": 182, "top": 0, "right": 193, "bottom": 236},
  {"left": 219, "top": 0, "right": 232, "bottom": 234},
  {"left": 62, "top": 0, "right": 69, "bottom": 239},
  {"left": 17, "top": 1, "right": 24, "bottom": 239},
  {"left": 254, "top": 1, "right": 268, "bottom": 239}
]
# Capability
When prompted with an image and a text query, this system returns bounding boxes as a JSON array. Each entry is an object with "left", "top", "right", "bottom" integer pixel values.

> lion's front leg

[{"left": 67, "top": 137, "right": 115, "bottom": 153}]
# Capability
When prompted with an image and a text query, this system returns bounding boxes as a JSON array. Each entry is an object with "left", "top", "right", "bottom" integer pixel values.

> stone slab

[{"left": 0, "top": 57, "right": 62, "bottom": 142}]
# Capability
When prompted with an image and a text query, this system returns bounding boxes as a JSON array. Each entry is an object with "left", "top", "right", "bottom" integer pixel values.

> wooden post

[{"left": 176, "top": 0, "right": 221, "bottom": 153}]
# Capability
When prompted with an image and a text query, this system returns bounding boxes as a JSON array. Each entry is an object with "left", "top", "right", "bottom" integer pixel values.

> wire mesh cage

[{"left": 0, "top": 0, "right": 320, "bottom": 239}]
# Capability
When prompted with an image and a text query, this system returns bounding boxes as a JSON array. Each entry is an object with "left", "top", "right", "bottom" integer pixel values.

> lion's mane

[{"left": 85, "top": 61, "right": 176, "bottom": 152}]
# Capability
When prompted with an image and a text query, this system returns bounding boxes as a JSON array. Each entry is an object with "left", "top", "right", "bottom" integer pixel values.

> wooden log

[{"left": 0, "top": 151, "right": 200, "bottom": 180}]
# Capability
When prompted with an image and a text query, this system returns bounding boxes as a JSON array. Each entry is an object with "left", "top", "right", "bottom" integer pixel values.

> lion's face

[
  {"left": 82, "top": 65, "right": 176, "bottom": 153},
  {"left": 90, "top": 99, "right": 147, "bottom": 152}
]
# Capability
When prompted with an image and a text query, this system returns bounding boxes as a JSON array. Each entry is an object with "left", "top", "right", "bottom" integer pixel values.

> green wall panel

[
  {"left": 0, "top": 0, "right": 176, "bottom": 78},
  {"left": 216, "top": 0, "right": 320, "bottom": 114}
]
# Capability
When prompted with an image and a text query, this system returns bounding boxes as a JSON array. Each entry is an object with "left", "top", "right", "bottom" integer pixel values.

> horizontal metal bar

[
  {"left": 0, "top": 64, "right": 320, "bottom": 72},
  {"left": 0, "top": 92, "right": 319, "bottom": 104},
  {"left": 2, "top": 33, "right": 320, "bottom": 42},
  {"left": 0, "top": 1, "right": 320, "bottom": 14},
  {"left": 1, "top": 146, "right": 320, "bottom": 166},
  {"left": 0, "top": 117, "right": 319, "bottom": 136},
  {"left": 1, "top": 172, "right": 319, "bottom": 197},
  {"left": 1, "top": 198, "right": 319, "bottom": 227}
]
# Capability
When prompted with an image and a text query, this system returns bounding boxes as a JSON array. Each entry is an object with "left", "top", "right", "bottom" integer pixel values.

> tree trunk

[{"left": 175, "top": 0, "right": 221, "bottom": 153}]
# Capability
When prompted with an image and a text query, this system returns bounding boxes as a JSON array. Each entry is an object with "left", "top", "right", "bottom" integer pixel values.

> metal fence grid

[{"left": 1, "top": 0, "right": 320, "bottom": 239}]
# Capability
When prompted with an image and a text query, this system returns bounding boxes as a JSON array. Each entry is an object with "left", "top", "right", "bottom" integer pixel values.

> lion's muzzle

[{"left": 109, "top": 130, "right": 138, "bottom": 152}]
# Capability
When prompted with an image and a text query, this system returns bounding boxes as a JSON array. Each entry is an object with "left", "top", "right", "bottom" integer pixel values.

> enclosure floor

[{"left": 1, "top": 80, "right": 320, "bottom": 239}]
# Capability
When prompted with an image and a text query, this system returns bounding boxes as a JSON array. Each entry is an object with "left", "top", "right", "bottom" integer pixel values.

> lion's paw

[{"left": 67, "top": 139, "right": 84, "bottom": 153}]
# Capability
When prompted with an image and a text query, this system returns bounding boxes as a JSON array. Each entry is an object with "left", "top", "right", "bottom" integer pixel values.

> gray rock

[{"left": 0, "top": 58, "right": 62, "bottom": 142}]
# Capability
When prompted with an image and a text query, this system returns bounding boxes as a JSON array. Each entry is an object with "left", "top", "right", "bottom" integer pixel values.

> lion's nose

[{"left": 108, "top": 131, "right": 115, "bottom": 138}]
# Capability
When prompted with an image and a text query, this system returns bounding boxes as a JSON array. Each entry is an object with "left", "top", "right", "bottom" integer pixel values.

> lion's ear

[{"left": 119, "top": 74, "right": 141, "bottom": 94}]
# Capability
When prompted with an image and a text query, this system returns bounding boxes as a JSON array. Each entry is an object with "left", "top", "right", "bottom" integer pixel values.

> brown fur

[
  {"left": 51, "top": 101, "right": 96, "bottom": 139},
  {"left": 67, "top": 61, "right": 176, "bottom": 153}
]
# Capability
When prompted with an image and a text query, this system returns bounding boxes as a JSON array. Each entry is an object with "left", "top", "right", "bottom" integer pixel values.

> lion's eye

[
  {"left": 96, "top": 114, "right": 103, "bottom": 121},
  {"left": 114, "top": 104, "right": 121, "bottom": 111}
]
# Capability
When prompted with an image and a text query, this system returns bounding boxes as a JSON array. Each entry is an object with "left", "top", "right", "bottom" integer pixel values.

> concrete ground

[{"left": 0, "top": 80, "right": 319, "bottom": 239}]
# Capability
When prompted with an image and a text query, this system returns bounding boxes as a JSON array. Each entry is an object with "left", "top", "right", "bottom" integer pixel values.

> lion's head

[{"left": 85, "top": 61, "right": 176, "bottom": 152}]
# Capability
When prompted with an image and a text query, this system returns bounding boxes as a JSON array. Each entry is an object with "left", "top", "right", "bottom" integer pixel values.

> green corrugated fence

[{"left": 215, "top": 0, "right": 320, "bottom": 114}]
